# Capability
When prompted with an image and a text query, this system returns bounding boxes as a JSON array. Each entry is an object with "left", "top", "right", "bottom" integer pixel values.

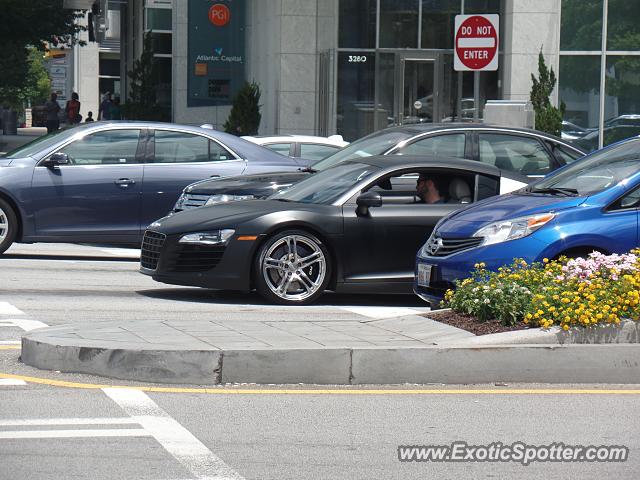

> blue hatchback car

[{"left": 414, "top": 137, "right": 640, "bottom": 305}]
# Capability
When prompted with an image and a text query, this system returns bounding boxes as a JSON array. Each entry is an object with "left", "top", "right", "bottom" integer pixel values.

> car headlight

[
  {"left": 178, "top": 229, "right": 236, "bottom": 245},
  {"left": 205, "top": 194, "right": 255, "bottom": 206},
  {"left": 473, "top": 213, "right": 555, "bottom": 246}
]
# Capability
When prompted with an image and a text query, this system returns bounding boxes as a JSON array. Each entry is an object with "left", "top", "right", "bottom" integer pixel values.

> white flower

[{"left": 483, "top": 298, "right": 491, "bottom": 304}]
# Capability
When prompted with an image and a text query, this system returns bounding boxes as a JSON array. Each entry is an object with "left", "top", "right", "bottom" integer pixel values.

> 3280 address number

[{"left": 348, "top": 55, "right": 367, "bottom": 63}]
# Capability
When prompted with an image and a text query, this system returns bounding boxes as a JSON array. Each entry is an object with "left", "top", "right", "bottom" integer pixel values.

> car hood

[
  {"left": 0, "top": 159, "right": 14, "bottom": 167},
  {"left": 436, "top": 193, "right": 587, "bottom": 237},
  {"left": 152, "top": 199, "right": 320, "bottom": 235},
  {"left": 186, "top": 171, "right": 311, "bottom": 197}
]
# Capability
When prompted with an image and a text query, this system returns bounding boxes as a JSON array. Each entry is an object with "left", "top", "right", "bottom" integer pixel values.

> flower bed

[{"left": 443, "top": 250, "right": 640, "bottom": 331}]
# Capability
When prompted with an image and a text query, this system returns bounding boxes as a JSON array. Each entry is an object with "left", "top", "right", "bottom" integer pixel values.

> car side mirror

[
  {"left": 356, "top": 191, "right": 382, "bottom": 216},
  {"left": 43, "top": 152, "right": 70, "bottom": 167}
]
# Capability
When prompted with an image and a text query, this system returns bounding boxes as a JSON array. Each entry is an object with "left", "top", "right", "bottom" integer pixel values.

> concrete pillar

[{"left": 502, "top": 0, "right": 561, "bottom": 106}]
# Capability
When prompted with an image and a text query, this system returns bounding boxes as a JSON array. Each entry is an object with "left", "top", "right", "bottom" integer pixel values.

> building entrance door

[{"left": 393, "top": 52, "right": 443, "bottom": 126}]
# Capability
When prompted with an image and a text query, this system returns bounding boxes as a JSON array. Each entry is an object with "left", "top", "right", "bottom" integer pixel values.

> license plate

[{"left": 417, "top": 264, "right": 432, "bottom": 287}]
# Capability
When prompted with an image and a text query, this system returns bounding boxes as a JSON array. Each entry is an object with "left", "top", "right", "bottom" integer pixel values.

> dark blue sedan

[{"left": 0, "top": 122, "right": 295, "bottom": 253}]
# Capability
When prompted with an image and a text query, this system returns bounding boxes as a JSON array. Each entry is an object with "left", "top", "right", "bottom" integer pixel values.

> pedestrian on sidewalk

[
  {"left": 110, "top": 97, "right": 122, "bottom": 120},
  {"left": 98, "top": 92, "right": 112, "bottom": 120},
  {"left": 85, "top": 111, "right": 95, "bottom": 122},
  {"left": 44, "top": 93, "right": 61, "bottom": 133},
  {"left": 65, "top": 92, "right": 81, "bottom": 124}
]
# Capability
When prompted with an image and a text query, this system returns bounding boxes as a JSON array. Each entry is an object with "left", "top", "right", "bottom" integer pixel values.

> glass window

[
  {"left": 58, "top": 129, "right": 140, "bottom": 165},
  {"left": 603, "top": 56, "right": 640, "bottom": 147},
  {"left": 146, "top": 8, "right": 172, "bottom": 31},
  {"left": 533, "top": 138, "right": 640, "bottom": 195},
  {"left": 313, "top": 130, "right": 414, "bottom": 171},
  {"left": 7, "top": 129, "right": 75, "bottom": 159},
  {"left": 560, "top": 0, "right": 603, "bottom": 51},
  {"left": 398, "top": 133, "right": 466, "bottom": 158},
  {"left": 338, "top": 0, "right": 376, "bottom": 48},
  {"left": 273, "top": 163, "right": 381, "bottom": 205},
  {"left": 606, "top": 0, "right": 640, "bottom": 50},
  {"left": 379, "top": 0, "right": 419, "bottom": 48},
  {"left": 552, "top": 143, "right": 584, "bottom": 164},
  {"left": 264, "top": 143, "right": 292, "bottom": 156},
  {"left": 609, "top": 186, "right": 640, "bottom": 211},
  {"left": 421, "top": 0, "right": 458, "bottom": 49},
  {"left": 149, "top": 32, "right": 172, "bottom": 55},
  {"left": 559, "top": 55, "right": 601, "bottom": 152},
  {"left": 299, "top": 144, "right": 342, "bottom": 162},
  {"left": 478, "top": 134, "right": 554, "bottom": 176},
  {"left": 153, "top": 131, "right": 231, "bottom": 163},
  {"left": 337, "top": 52, "right": 376, "bottom": 141}
]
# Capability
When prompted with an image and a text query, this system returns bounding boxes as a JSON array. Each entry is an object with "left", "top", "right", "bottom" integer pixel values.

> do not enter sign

[{"left": 454, "top": 14, "right": 499, "bottom": 71}]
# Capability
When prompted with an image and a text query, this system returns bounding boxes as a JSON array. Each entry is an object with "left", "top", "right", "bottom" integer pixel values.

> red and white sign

[
  {"left": 454, "top": 14, "right": 499, "bottom": 71},
  {"left": 208, "top": 4, "right": 231, "bottom": 27}
]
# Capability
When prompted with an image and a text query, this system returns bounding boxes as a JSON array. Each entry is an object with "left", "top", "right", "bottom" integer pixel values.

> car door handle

[
  {"left": 114, "top": 178, "right": 136, "bottom": 187},
  {"left": 210, "top": 174, "right": 220, "bottom": 178}
]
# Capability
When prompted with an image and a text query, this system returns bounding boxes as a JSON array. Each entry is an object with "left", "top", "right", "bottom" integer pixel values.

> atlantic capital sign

[{"left": 188, "top": 0, "right": 246, "bottom": 107}]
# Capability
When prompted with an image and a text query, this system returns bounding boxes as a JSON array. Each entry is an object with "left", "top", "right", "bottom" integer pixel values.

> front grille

[
  {"left": 141, "top": 231, "right": 166, "bottom": 270},
  {"left": 167, "top": 245, "right": 226, "bottom": 272},
  {"left": 430, "top": 236, "right": 483, "bottom": 257},
  {"left": 175, "top": 193, "right": 210, "bottom": 211}
]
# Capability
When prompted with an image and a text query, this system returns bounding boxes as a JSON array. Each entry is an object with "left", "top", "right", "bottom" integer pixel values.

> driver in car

[{"left": 416, "top": 173, "right": 447, "bottom": 204}]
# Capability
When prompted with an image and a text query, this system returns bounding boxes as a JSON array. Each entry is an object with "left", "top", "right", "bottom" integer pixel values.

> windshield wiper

[
  {"left": 528, "top": 186, "right": 579, "bottom": 196},
  {"left": 299, "top": 167, "right": 318, "bottom": 173},
  {"left": 274, "top": 198, "right": 293, "bottom": 202}
]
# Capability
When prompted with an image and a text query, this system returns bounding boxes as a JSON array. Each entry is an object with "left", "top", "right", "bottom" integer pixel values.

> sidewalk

[{"left": 21, "top": 313, "right": 640, "bottom": 385}]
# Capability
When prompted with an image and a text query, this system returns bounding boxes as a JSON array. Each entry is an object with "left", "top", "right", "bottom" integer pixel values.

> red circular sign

[
  {"left": 208, "top": 4, "right": 230, "bottom": 27},
  {"left": 455, "top": 15, "right": 497, "bottom": 70}
]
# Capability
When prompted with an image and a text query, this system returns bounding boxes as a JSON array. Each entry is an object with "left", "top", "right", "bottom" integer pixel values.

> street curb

[
  {"left": 21, "top": 333, "right": 640, "bottom": 385},
  {"left": 435, "top": 319, "right": 640, "bottom": 345}
]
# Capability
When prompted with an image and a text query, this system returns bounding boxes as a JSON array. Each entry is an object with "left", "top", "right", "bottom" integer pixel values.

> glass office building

[{"left": 71, "top": 0, "right": 638, "bottom": 149}]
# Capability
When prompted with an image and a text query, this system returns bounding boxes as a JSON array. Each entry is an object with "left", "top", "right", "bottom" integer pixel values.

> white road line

[
  {"left": 0, "top": 418, "right": 139, "bottom": 426},
  {"left": 104, "top": 388, "right": 244, "bottom": 480},
  {"left": 0, "top": 429, "right": 150, "bottom": 439},
  {"left": 0, "top": 379, "right": 27, "bottom": 386},
  {"left": 0, "top": 318, "right": 49, "bottom": 331},
  {"left": 0, "top": 302, "right": 24, "bottom": 315},
  {"left": 339, "top": 306, "right": 428, "bottom": 319}
]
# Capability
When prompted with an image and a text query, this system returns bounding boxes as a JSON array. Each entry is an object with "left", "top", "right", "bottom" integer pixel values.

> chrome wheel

[
  {"left": 0, "top": 206, "right": 8, "bottom": 245},
  {"left": 261, "top": 234, "right": 327, "bottom": 302}
]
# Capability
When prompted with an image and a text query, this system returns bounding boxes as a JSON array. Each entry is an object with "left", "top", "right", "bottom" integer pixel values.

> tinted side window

[
  {"left": 154, "top": 131, "right": 208, "bottom": 163},
  {"left": 398, "top": 133, "right": 466, "bottom": 158},
  {"left": 264, "top": 143, "right": 293, "bottom": 156},
  {"left": 609, "top": 186, "right": 640, "bottom": 211},
  {"left": 479, "top": 134, "right": 553, "bottom": 176},
  {"left": 153, "top": 131, "right": 232, "bottom": 163},
  {"left": 299, "top": 144, "right": 342, "bottom": 161},
  {"left": 552, "top": 143, "right": 584, "bottom": 164},
  {"left": 58, "top": 129, "right": 141, "bottom": 165}
]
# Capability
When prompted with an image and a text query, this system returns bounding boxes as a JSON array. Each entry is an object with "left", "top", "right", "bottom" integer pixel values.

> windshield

[
  {"left": 529, "top": 138, "right": 640, "bottom": 195},
  {"left": 1, "top": 128, "right": 78, "bottom": 159},
  {"left": 310, "top": 130, "right": 412, "bottom": 171},
  {"left": 270, "top": 163, "right": 380, "bottom": 204}
]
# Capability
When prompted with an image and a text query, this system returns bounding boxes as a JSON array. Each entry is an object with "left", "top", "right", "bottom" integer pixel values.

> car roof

[
  {"left": 242, "top": 135, "right": 348, "bottom": 146},
  {"left": 345, "top": 154, "right": 502, "bottom": 177},
  {"left": 381, "top": 122, "right": 578, "bottom": 144}
]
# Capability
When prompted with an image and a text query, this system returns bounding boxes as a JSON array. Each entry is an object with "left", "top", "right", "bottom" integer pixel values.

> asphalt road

[{"left": 1, "top": 243, "right": 639, "bottom": 479}]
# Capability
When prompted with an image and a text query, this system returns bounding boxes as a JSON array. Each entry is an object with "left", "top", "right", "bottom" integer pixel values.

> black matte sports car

[
  {"left": 141, "top": 155, "right": 528, "bottom": 305},
  {"left": 171, "top": 123, "right": 585, "bottom": 213}
]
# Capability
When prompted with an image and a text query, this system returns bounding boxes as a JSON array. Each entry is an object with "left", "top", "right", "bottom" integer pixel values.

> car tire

[
  {"left": 255, "top": 230, "right": 331, "bottom": 305},
  {"left": 0, "top": 198, "right": 17, "bottom": 255}
]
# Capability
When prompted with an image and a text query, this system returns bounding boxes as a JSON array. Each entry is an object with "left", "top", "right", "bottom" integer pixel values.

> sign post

[{"left": 454, "top": 14, "right": 499, "bottom": 71}]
